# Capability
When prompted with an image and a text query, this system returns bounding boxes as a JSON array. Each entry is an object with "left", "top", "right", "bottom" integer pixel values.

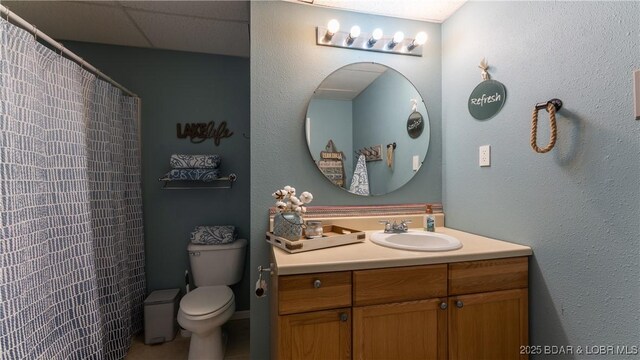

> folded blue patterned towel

[
  {"left": 160, "top": 168, "right": 221, "bottom": 182},
  {"left": 170, "top": 154, "right": 221, "bottom": 169},
  {"left": 191, "top": 226, "right": 237, "bottom": 245}
]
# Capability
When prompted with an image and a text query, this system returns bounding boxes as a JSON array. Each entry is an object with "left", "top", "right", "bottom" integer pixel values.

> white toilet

[{"left": 177, "top": 238, "right": 247, "bottom": 360}]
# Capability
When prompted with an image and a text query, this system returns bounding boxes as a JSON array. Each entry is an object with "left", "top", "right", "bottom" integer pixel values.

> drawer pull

[
  {"left": 439, "top": 302, "right": 447, "bottom": 310},
  {"left": 313, "top": 279, "right": 322, "bottom": 288},
  {"left": 339, "top": 312, "right": 348, "bottom": 322},
  {"left": 456, "top": 300, "right": 464, "bottom": 308}
]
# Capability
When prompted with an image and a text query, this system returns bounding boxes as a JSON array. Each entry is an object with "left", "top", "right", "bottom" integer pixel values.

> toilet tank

[{"left": 187, "top": 238, "right": 247, "bottom": 287}]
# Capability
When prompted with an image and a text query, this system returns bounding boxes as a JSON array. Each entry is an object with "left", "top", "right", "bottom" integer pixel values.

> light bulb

[
  {"left": 346, "top": 25, "right": 361, "bottom": 45},
  {"left": 393, "top": 31, "right": 404, "bottom": 43},
  {"left": 408, "top": 31, "right": 428, "bottom": 51},
  {"left": 368, "top": 28, "right": 383, "bottom": 47},
  {"left": 388, "top": 31, "right": 404, "bottom": 49},
  {"left": 349, "top": 25, "right": 361, "bottom": 39},
  {"left": 372, "top": 28, "right": 383, "bottom": 41},
  {"left": 414, "top": 31, "right": 428, "bottom": 45},
  {"left": 327, "top": 19, "right": 340, "bottom": 34}
]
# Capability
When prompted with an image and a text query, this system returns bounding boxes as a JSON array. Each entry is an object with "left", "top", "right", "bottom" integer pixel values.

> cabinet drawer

[
  {"left": 353, "top": 264, "right": 447, "bottom": 306},
  {"left": 449, "top": 257, "right": 528, "bottom": 296},
  {"left": 279, "top": 271, "right": 352, "bottom": 315}
]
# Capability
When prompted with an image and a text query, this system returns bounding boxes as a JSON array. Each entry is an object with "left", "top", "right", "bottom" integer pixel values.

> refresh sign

[{"left": 468, "top": 79, "right": 507, "bottom": 120}]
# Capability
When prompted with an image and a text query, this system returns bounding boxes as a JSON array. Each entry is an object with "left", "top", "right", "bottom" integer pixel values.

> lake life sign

[
  {"left": 468, "top": 79, "right": 507, "bottom": 120},
  {"left": 176, "top": 121, "right": 234, "bottom": 146}
]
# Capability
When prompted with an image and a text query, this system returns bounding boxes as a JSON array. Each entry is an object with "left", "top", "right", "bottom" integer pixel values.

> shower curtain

[{"left": 0, "top": 19, "right": 145, "bottom": 360}]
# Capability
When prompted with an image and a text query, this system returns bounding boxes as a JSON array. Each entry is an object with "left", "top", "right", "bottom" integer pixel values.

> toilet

[{"left": 177, "top": 238, "right": 247, "bottom": 360}]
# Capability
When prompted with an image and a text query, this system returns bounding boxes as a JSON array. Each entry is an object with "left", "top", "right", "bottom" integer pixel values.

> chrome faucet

[{"left": 379, "top": 219, "right": 411, "bottom": 233}]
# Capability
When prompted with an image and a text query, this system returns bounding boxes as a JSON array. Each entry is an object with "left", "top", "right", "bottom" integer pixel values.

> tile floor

[{"left": 125, "top": 319, "right": 249, "bottom": 360}]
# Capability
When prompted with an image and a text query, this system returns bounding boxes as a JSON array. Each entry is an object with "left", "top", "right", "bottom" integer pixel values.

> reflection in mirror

[
  {"left": 407, "top": 111, "right": 424, "bottom": 139},
  {"left": 305, "top": 62, "right": 430, "bottom": 196}
]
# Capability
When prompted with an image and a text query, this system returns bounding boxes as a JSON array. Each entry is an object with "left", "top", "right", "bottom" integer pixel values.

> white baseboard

[{"left": 230, "top": 310, "right": 250, "bottom": 320}]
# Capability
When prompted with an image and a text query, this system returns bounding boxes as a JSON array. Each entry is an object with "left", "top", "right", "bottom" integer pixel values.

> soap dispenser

[{"left": 424, "top": 205, "right": 435, "bottom": 232}]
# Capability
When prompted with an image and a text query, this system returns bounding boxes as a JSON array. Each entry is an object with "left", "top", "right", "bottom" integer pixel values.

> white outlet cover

[
  {"left": 479, "top": 145, "right": 491, "bottom": 167},
  {"left": 412, "top": 155, "right": 420, "bottom": 171}
]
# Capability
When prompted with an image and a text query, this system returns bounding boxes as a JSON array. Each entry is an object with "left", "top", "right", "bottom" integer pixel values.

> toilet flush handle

[{"left": 189, "top": 251, "right": 200, "bottom": 256}]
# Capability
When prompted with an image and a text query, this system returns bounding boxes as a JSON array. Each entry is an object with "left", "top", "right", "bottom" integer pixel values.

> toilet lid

[{"left": 180, "top": 286, "right": 234, "bottom": 316}]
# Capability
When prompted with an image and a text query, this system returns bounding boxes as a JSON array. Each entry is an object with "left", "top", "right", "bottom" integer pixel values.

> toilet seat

[{"left": 180, "top": 286, "right": 234, "bottom": 318}]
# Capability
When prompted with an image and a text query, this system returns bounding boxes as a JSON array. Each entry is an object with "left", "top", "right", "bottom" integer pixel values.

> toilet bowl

[
  {"left": 176, "top": 238, "right": 247, "bottom": 360},
  {"left": 178, "top": 285, "right": 235, "bottom": 360}
]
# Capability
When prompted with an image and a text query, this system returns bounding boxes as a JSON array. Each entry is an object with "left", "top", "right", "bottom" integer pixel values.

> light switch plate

[
  {"left": 412, "top": 155, "right": 420, "bottom": 171},
  {"left": 479, "top": 145, "right": 491, "bottom": 167}
]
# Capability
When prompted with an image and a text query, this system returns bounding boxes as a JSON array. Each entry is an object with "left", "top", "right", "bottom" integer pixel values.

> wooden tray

[{"left": 266, "top": 225, "right": 366, "bottom": 253}]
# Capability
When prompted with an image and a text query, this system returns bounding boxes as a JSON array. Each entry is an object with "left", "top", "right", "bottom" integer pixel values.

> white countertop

[{"left": 272, "top": 227, "right": 532, "bottom": 275}]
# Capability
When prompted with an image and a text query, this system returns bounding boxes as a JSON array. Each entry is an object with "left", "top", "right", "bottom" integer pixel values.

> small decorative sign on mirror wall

[
  {"left": 407, "top": 111, "right": 424, "bottom": 138},
  {"left": 176, "top": 121, "right": 233, "bottom": 146},
  {"left": 468, "top": 58, "right": 507, "bottom": 120}
]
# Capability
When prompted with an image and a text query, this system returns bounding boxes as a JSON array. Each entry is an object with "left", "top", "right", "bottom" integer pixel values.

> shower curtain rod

[{"left": 1, "top": 5, "right": 137, "bottom": 98}]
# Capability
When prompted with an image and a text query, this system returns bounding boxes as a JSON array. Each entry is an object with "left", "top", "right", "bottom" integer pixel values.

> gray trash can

[{"left": 144, "top": 288, "right": 181, "bottom": 344}]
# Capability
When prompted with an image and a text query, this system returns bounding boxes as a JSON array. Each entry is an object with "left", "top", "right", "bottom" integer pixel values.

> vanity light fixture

[
  {"left": 324, "top": 19, "right": 340, "bottom": 41},
  {"left": 316, "top": 22, "right": 425, "bottom": 57},
  {"left": 346, "top": 25, "right": 360, "bottom": 45},
  {"left": 388, "top": 31, "right": 404, "bottom": 49},
  {"left": 407, "top": 32, "right": 428, "bottom": 51}
]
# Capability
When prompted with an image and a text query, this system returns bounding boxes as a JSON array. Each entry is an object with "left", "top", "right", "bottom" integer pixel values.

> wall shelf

[{"left": 159, "top": 173, "right": 237, "bottom": 190}]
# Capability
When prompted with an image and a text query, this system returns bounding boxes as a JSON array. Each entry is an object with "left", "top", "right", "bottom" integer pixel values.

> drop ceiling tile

[
  {"left": 288, "top": 0, "right": 466, "bottom": 23},
  {"left": 127, "top": 10, "right": 249, "bottom": 57},
  {"left": 120, "top": 1, "right": 249, "bottom": 22},
  {"left": 2, "top": 1, "right": 151, "bottom": 47}
]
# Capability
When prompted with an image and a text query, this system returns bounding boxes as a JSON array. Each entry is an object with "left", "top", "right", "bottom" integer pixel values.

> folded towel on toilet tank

[
  {"left": 170, "top": 154, "right": 221, "bottom": 169},
  {"left": 191, "top": 226, "right": 237, "bottom": 245}
]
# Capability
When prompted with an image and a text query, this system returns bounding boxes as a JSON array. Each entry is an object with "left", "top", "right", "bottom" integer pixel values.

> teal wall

[
  {"left": 353, "top": 70, "right": 430, "bottom": 195},
  {"left": 442, "top": 1, "right": 639, "bottom": 351},
  {"left": 64, "top": 42, "right": 251, "bottom": 311},
  {"left": 250, "top": 2, "right": 442, "bottom": 356}
]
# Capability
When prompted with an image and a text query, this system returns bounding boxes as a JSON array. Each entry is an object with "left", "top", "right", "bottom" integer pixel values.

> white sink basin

[{"left": 370, "top": 230, "right": 462, "bottom": 252}]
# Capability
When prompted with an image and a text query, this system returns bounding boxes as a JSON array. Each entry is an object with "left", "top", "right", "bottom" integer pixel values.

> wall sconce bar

[{"left": 316, "top": 26, "right": 424, "bottom": 57}]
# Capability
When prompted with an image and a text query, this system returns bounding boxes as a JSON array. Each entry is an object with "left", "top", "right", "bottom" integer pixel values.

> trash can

[{"left": 144, "top": 289, "right": 181, "bottom": 344}]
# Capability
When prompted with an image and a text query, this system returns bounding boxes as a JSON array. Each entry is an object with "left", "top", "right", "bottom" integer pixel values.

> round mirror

[{"left": 305, "top": 62, "right": 430, "bottom": 196}]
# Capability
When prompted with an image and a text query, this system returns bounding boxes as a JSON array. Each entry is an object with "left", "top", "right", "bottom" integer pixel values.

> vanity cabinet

[
  {"left": 352, "top": 264, "right": 448, "bottom": 360},
  {"left": 272, "top": 271, "right": 352, "bottom": 360},
  {"left": 353, "top": 299, "right": 447, "bottom": 360},
  {"left": 271, "top": 257, "right": 528, "bottom": 360},
  {"left": 278, "top": 308, "right": 351, "bottom": 360},
  {"left": 447, "top": 257, "right": 529, "bottom": 360},
  {"left": 448, "top": 289, "right": 528, "bottom": 360}
]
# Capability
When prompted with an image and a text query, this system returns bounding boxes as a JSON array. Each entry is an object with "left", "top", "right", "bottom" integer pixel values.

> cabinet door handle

[
  {"left": 439, "top": 302, "right": 448, "bottom": 310},
  {"left": 339, "top": 312, "right": 348, "bottom": 322},
  {"left": 456, "top": 300, "right": 464, "bottom": 308},
  {"left": 313, "top": 279, "right": 322, "bottom": 288}
]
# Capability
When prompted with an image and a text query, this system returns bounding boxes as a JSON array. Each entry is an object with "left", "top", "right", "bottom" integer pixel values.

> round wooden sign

[{"left": 468, "top": 80, "right": 507, "bottom": 120}]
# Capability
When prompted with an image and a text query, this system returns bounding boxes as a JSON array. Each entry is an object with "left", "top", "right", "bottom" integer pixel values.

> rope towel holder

[{"left": 531, "top": 98, "right": 562, "bottom": 153}]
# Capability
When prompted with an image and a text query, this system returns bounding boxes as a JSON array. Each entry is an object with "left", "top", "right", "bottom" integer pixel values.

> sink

[{"left": 370, "top": 230, "right": 462, "bottom": 252}]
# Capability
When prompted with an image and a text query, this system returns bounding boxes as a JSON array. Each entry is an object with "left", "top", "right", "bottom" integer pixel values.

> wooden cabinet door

[
  {"left": 353, "top": 299, "right": 447, "bottom": 360},
  {"left": 278, "top": 308, "right": 351, "bottom": 360},
  {"left": 449, "top": 288, "right": 528, "bottom": 360}
]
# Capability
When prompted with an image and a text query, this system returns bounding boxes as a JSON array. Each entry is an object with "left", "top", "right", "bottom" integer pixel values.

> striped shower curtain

[{"left": 0, "top": 19, "right": 145, "bottom": 359}]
